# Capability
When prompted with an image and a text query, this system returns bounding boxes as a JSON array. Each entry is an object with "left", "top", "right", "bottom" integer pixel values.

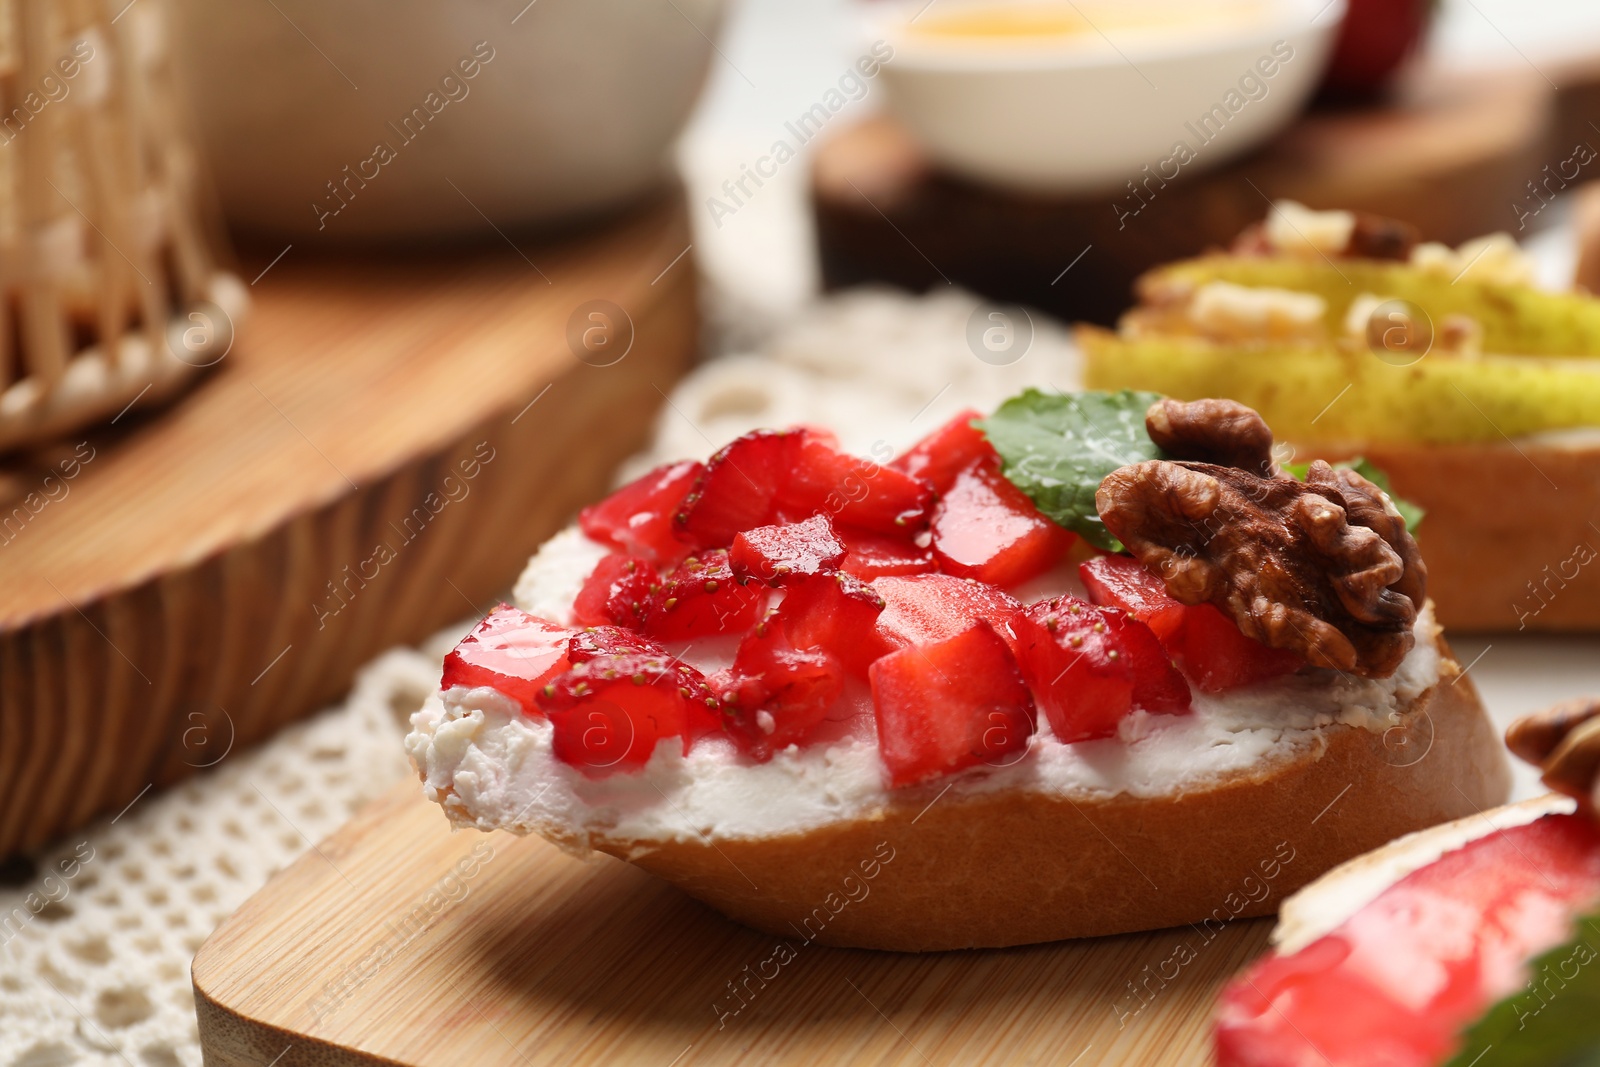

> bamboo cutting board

[
  {"left": 0, "top": 190, "right": 697, "bottom": 860},
  {"left": 193, "top": 779, "right": 1273, "bottom": 1066}
]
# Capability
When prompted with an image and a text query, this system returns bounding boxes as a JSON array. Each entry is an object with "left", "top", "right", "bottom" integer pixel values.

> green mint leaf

[
  {"left": 1284, "top": 457, "right": 1425, "bottom": 535},
  {"left": 976, "top": 391, "right": 1425, "bottom": 549},
  {"left": 1444, "top": 908, "right": 1600, "bottom": 1067},
  {"left": 975, "top": 389, "right": 1167, "bottom": 551},
  {"left": 1343, "top": 457, "right": 1426, "bottom": 534}
]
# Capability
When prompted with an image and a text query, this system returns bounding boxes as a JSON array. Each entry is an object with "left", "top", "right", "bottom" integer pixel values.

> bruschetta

[{"left": 407, "top": 391, "right": 1510, "bottom": 950}]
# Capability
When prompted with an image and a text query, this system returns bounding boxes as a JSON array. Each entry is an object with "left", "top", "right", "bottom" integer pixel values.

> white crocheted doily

[
  {"left": 0, "top": 644, "right": 438, "bottom": 1067},
  {"left": 0, "top": 288, "right": 1065, "bottom": 1067}
]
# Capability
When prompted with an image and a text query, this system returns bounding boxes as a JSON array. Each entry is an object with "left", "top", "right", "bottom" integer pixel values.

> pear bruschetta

[{"left": 1079, "top": 201, "right": 1600, "bottom": 633}]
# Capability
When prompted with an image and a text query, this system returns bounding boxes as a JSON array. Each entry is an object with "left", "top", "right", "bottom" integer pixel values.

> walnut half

[
  {"left": 1506, "top": 698, "right": 1600, "bottom": 812},
  {"left": 1097, "top": 399, "right": 1427, "bottom": 678},
  {"left": 1145, "top": 397, "right": 1276, "bottom": 476}
]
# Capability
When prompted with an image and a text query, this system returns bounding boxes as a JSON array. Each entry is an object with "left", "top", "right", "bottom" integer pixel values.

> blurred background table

[
  {"left": 679, "top": 0, "right": 1600, "bottom": 333},
  {"left": 0, "top": 193, "right": 697, "bottom": 859}
]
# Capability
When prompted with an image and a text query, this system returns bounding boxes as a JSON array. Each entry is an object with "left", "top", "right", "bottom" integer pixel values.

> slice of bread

[
  {"left": 576, "top": 638, "right": 1505, "bottom": 951},
  {"left": 408, "top": 623, "right": 1510, "bottom": 951},
  {"left": 1320, "top": 440, "right": 1600, "bottom": 633}
]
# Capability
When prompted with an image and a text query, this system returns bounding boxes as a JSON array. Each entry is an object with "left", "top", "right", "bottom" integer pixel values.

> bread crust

[
  {"left": 582, "top": 639, "right": 1511, "bottom": 951},
  {"left": 1311, "top": 441, "right": 1600, "bottom": 633}
]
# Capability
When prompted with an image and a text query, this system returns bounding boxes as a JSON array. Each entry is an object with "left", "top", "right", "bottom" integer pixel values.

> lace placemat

[
  {"left": 0, "top": 644, "right": 440, "bottom": 1067},
  {"left": 0, "top": 288, "right": 1065, "bottom": 1067}
]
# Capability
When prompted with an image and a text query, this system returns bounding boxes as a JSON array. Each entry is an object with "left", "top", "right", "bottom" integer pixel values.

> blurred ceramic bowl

[
  {"left": 169, "top": 0, "right": 726, "bottom": 239},
  {"left": 869, "top": 0, "right": 1345, "bottom": 194}
]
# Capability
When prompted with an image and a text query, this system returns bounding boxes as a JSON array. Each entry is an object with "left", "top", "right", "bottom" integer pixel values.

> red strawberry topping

[
  {"left": 775, "top": 572, "right": 888, "bottom": 678},
  {"left": 1080, "top": 555, "right": 1303, "bottom": 692},
  {"left": 640, "top": 548, "right": 765, "bottom": 641},
  {"left": 931, "top": 459, "right": 1076, "bottom": 588},
  {"left": 1011, "top": 596, "right": 1191, "bottom": 743},
  {"left": 890, "top": 408, "right": 995, "bottom": 493},
  {"left": 868, "top": 621, "right": 1036, "bottom": 788},
  {"left": 711, "top": 618, "right": 845, "bottom": 760},
  {"left": 447, "top": 413, "right": 1330, "bottom": 785},
  {"left": 567, "top": 624, "right": 663, "bottom": 662},
  {"left": 440, "top": 605, "right": 571, "bottom": 715},
  {"left": 674, "top": 428, "right": 934, "bottom": 549},
  {"left": 836, "top": 524, "right": 936, "bottom": 580},
  {"left": 675, "top": 430, "right": 798, "bottom": 549},
  {"left": 1168, "top": 604, "right": 1307, "bottom": 692},
  {"left": 572, "top": 553, "right": 654, "bottom": 627},
  {"left": 1078, "top": 553, "right": 1186, "bottom": 640},
  {"left": 781, "top": 430, "right": 934, "bottom": 536},
  {"left": 579, "top": 459, "right": 702, "bottom": 563},
  {"left": 1216, "top": 812, "right": 1600, "bottom": 1067},
  {"left": 872, "top": 573, "right": 1023, "bottom": 654},
  {"left": 543, "top": 648, "right": 720, "bottom": 775},
  {"left": 729, "top": 513, "right": 846, "bottom": 584}
]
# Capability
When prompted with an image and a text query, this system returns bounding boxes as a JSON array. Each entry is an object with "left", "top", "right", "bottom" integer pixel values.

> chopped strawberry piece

[
  {"left": 675, "top": 430, "right": 798, "bottom": 549},
  {"left": 837, "top": 524, "right": 936, "bottom": 579},
  {"left": 780, "top": 430, "right": 934, "bottom": 536},
  {"left": 579, "top": 459, "right": 702, "bottom": 563},
  {"left": 777, "top": 572, "right": 888, "bottom": 678},
  {"left": 932, "top": 460, "right": 1075, "bottom": 588},
  {"left": 440, "top": 605, "right": 571, "bottom": 715},
  {"left": 567, "top": 624, "right": 660, "bottom": 662},
  {"left": 794, "top": 424, "right": 840, "bottom": 449},
  {"left": 1216, "top": 812, "right": 1600, "bottom": 1067},
  {"left": 868, "top": 621, "right": 1036, "bottom": 788},
  {"left": 674, "top": 428, "right": 933, "bottom": 547},
  {"left": 640, "top": 548, "right": 765, "bottom": 640},
  {"left": 729, "top": 514, "right": 845, "bottom": 584},
  {"left": 571, "top": 553, "right": 654, "bottom": 627},
  {"left": 1078, "top": 554, "right": 1186, "bottom": 641},
  {"left": 890, "top": 408, "right": 995, "bottom": 493},
  {"left": 1172, "top": 603, "right": 1305, "bottom": 691},
  {"left": 872, "top": 574, "right": 1023, "bottom": 654},
  {"left": 1080, "top": 555, "right": 1303, "bottom": 692},
  {"left": 565, "top": 627, "right": 725, "bottom": 738},
  {"left": 543, "top": 650, "right": 719, "bottom": 774},
  {"left": 711, "top": 620, "right": 845, "bottom": 759},
  {"left": 1011, "top": 596, "right": 1191, "bottom": 742}
]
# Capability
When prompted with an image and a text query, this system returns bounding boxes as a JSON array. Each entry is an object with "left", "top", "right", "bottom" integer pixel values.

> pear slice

[
  {"left": 1079, "top": 326, "right": 1600, "bottom": 446},
  {"left": 1140, "top": 255, "right": 1600, "bottom": 359}
]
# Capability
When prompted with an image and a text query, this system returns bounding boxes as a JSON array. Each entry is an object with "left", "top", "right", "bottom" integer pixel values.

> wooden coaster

[
  {"left": 814, "top": 67, "right": 1556, "bottom": 326},
  {"left": 0, "top": 190, "right": 698, "bottom": 859},
  {"left": 194, "top": 779, "right": 1273, "bottom": 1067}
]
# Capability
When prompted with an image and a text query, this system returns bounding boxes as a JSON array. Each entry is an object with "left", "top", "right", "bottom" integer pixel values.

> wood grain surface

[
  {"left": 194, "top": 778, "right": 1274, "bottom": 1067},
  {"left": 814, "top": 66, "right": 1558, "bottom": 326},
  {"left": 0, "top": 190, "right": 698, "bottom": 859}
]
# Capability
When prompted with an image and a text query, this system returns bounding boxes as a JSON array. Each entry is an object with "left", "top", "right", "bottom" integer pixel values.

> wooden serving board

[
  {"left": 194, "top": 779, "right": 1273, "bottom": 1066},
  {"left": 0, "top": 190, "right": 698, "bottom": 859},
  {"left": 815, "top": 64, "right": 1574, "bottom": 326}
]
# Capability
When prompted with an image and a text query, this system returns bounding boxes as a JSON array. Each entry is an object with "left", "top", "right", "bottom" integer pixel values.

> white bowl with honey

[{"left": 869, "top": 0, "right": 1344, "bottom": 195}]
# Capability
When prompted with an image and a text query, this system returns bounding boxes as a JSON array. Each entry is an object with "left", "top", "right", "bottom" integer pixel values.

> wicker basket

[{"left": 0, "top": 0, "right": 243, "bottom": 454}]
